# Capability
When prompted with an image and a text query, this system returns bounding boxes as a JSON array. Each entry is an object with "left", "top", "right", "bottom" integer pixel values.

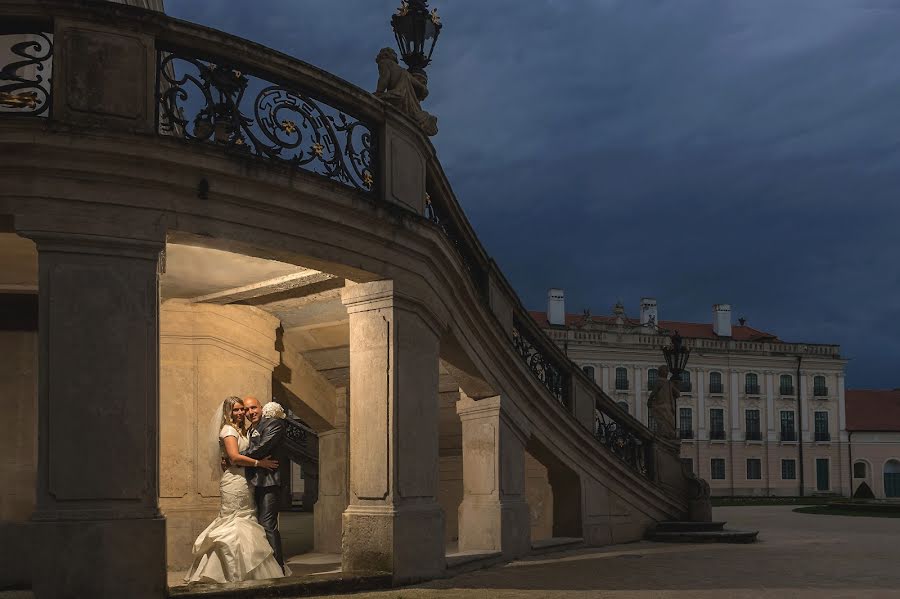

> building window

[
  {"left": 647, "top": 368, "right": 658, "bottom": 390},
  {"left": 709, "top": 408, "right": 725, "bottom": 440},
  {"left": 709, "top": 371, "right": 723, "bottom": 394},
  {"left": 814, "top": 375, "right": 828, "bottom": 397},
  {"left": 679, "top": 369, "right": 692, "bottom": 392},
  {"left": 853, "top": 462, "right": 867, "bottom": 479},
  {"left": 582, "top": 365, "right": 595, "bottom": 382},
  {"left": 780, "top": 411, "right": 796, "bottom": 441},
  {"left": 816, "top": 458, "right": 830, "bottom": 491},
  {"left": 679, "top": 408, "right": 693, "bottom": 439},
  {"left": 617, "top": 401, "right": 629, "bottom": 414},
  {"left": 649, "top": 414, "right": 658, "bottom": 433},
  {"left": 779, "top": 374, "right": 794, "bottom": 395},
  {"left": 746, "top": 458, "right": 762, "bottom": 480},
  {"left": 814, "top": 412, "right": 830, "bottom": 441},
  {"left": 745, "top": 373, "right": 760, "bottom": 395},
  {"left": 615, "top": 367, "right": 629, "bottom": 390},
  {"left": 681, "top": 458, "right": 693, "bottom": 474},
  {"left": 782, "top": 459, "right": 797, "bottom": 480},
  {"left": 711, "top": 458, "right": 726, "bottom": 480},
  {"left": 745, "top": 409, "right": 761, "bottom": 441}
]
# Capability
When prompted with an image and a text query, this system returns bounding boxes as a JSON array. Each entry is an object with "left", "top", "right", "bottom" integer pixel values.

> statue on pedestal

[
  {"left": 648, "top": 364, "right": 679, "bottom": 442},
  {"left": 375, "top": 47, "right": 439, "bottom": 136}
]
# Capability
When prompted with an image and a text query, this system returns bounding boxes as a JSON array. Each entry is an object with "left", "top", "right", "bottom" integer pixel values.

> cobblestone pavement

[{"left": 304, "top": 506, "right": 900, "bottom": 599}]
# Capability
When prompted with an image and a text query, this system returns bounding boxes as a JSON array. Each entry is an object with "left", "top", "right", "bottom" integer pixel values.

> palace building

[{"left": 532, "top": 290, "right": 851, "bottom": 497}]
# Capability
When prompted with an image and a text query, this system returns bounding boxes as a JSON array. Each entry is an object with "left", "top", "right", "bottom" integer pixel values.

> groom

[{"left": 241, "top": 396, "right": 287, "bottom": 569}]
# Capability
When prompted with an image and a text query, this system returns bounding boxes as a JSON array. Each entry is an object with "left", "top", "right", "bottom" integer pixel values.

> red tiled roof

[
  {"left": 528, "top": 311, "right": 779, "bottom": 342},
  {"left": 846, "top": 389, "right": 900, "bottom": 432}
]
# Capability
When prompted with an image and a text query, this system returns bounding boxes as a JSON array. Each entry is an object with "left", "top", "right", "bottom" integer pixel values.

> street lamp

[
  {"left": 391, "top": 0, "right": 442, "bottom": 81},
  {"left": 662, "top": 331, "right": 691, "bottom": 382}
]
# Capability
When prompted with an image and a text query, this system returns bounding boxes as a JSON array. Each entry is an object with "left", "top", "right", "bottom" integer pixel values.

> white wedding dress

[{"left": 183, "top": 424, "right": 287, "bottom": 584}]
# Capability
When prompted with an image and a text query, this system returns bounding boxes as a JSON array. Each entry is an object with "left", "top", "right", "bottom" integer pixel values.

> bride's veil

[{"left": 206, "top": 400, "right": 226, "bottom": 476}]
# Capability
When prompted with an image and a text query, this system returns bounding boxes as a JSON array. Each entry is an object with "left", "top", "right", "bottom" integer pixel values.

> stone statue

[
  {"left": 375, "top": 47, "right": 438, "bottom": 136},
  {"left": 648, "top": 364, "right": 679, "bottom": 440}
]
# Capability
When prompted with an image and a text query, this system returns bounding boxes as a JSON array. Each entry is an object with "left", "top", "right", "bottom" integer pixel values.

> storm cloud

[{"left": 166, "top": 0, "right": 900, "bottom": 388}]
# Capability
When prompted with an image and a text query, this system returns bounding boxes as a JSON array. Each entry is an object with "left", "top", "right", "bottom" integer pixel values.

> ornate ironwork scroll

[
  {"left": 0, "top": 31, "right": 53, "bottom": 116},
  {"left": 283, "top": 417, "right": 318, "bottom": 466},
  {"left": 512, "top": 320, "right": 570, "bottom": 408},
  {"left": 595, "top": 409, "right": 649, "bottom": 476},
  {"left": 157, "top": 50, "right": 375, "bottom": 192}
]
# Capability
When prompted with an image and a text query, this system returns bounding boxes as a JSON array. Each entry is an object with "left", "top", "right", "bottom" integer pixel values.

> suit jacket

[{"left": 242, "top": 417, "right": 287, "bottom": 488}]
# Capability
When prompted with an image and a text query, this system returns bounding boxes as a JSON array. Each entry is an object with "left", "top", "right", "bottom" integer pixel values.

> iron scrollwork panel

[
  {"left": 595, "top": 410, "right": 648, "bottom": 476},
  {"left": 512, "top": 323, "right": 570, "bottom": 407},
  {"left": 0, "top": 30, "right": 53, "bottom": 116},
  {"left": 425, "top": 196, "right": 489, "bottom": 299},
  {"left": 157, "top": 50, "right": 375, "bottom": 192}
]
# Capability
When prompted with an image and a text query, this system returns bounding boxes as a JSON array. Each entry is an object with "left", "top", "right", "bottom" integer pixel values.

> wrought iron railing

[
  {"left": 745, "top": 384, "right": 761, "bottom": 395},
  {"left": 815, "top": 431, "right": 831, "bottom": 442},
  {"left": 708, "top": 383, "right": 724, "bottom": 394},
  {"left": 512, "top": 317, "right": 570, "bottom": 408},
  {"left": 424, "top": 194, "right": 489, "bottom": 300},
  {"left": 814, "top": 386, "right": 829, "bottom": 397},
  {"left": 283, "top": 417, "right": 318, "bottom": 465},
  {"left": 709, "top": 429, "right": 726, "bottom": 440},
  {"left": 595, "top": 408, "right": 650, "bottom": 476},
  {"left": 780, "top": 386, "right": 795, "bottom": 396},
  {"left": 780, "top": 430, "right": 797, "bottom": 442},
  {"left": 156, "top": 45, "right": 375, "bottom": 193},
  {"left": 678, "top": 429, "right": 694, "bottom": 440},
  {"left": 0, "top": 26, "right": 53, "bottom": 117},
  {"left": 745, "top": 430, "right": 762, "bottom": 441}
]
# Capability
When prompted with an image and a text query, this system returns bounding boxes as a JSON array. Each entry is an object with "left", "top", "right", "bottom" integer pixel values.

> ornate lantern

[
  {"left": 662, "top": 331, "right": 691, "bottom": 381},
  {"left": 391, "top": 0, "right": 442, "bottom": 79}
]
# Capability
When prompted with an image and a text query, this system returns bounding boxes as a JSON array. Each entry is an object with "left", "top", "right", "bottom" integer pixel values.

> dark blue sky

[{"left": 166, "top": 0, "right": 900, "bottom": 389}]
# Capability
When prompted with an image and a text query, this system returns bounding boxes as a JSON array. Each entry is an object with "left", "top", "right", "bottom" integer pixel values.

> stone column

[
  {"left": 24, "top": 229, "right": 166, "bottom": 599},
  {"left": 633, "top": 366, "right": 643, "bottom": 423},
  {"left": 729, "top": 370, "right": 741, "bottom": 437},
  {"left": 696, "top": 368, "right": 707, "bottom": 440},
  {"left": 601, "top": 365, "right": 610, "bottom": 393},
  {"left": 314, "top": 387, "right": 349, "bottom": 554},
  {"left": 456, "top": 394, "right": 531, "bottom": 558},
  {"left": 340, "top": 280, "right": 446, "bottom": 582},
  {"left": 765, "top": 372, "right": 776, "bottom": 441},
  {"left": 799, "top": 372, "right": 810, "bottom": 442}
]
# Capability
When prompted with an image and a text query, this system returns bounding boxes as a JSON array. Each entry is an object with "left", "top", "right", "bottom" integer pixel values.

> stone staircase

[{"left": 647, "top": 521, "right": 759, "bottom": 544}]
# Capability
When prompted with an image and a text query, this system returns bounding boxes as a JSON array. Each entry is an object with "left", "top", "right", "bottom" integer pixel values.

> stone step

[
  {"left": 648, "top": 530, "right": 759, "bottom": 544},
  {"left": 530, "top": 537, "right": 584, "bottom": 555},
  {"left": 654, "top": 521, "right": 727, "bottom": 533}
]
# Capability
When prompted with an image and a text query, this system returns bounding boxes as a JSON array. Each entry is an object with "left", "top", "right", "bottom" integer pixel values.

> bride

[{"left": 184, "top": 396, "right": 288, "bottom": 583}]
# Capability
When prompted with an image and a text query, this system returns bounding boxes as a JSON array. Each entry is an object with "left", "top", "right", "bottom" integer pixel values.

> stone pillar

[
  {"left": 456, "top": 394, "right": 531, "bottom": 558},
  {"left": 24, "top": 229, "right": 166, "bottom": 599},
  {"left": 729, "top": 370, "right": 741, "bottom": 437},
  {"left": 314, "top": 387, "right": 349, "bottom": 554},
  {"left": 633, "top": 366, "right": 643, "bottom": 423},
  {"left": 800, "top": 373, "right": 810, "bottom": 442},
  {"left": 158, "top": 300, "right": 280, "bottom": 569},
  {"left": 601, "top": 366, "right": 610, "bottom": 393},
  {"left": 340, "top": 281, "right": 446, "bottom": 582},
  {"left": 696, "top": 368, "right": 706, "bottom": 440}
]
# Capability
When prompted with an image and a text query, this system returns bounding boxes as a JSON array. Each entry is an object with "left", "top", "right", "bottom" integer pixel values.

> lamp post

[
  {"left": 662, "top": 331, "right": 691, "bottom": 383},
  {"left": 391, "top": 0, "right": 442, "bottom": 83}
]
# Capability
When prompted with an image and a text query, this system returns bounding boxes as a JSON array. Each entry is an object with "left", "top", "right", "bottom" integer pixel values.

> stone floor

[{"left": 291, "top": 505, "right": 900, "bottom": 599}]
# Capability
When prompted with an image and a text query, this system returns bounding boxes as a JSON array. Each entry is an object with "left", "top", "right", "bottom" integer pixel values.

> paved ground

[{"left": 299, "top": 506, "right": 900, "bottom": 599}]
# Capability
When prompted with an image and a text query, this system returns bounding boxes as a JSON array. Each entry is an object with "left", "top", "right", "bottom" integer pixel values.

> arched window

[
  {"left": 779, "top": 374, "right": 794, "bottom": 395},
  {"left": 679, "top": 369, "right": 692, "bottom": 392},
  {"left": 615, "top": 367, "right": 629, "bottom": 390},
  {"left": 582, "top": 365, "right": 595, "bottom": 382},
  {"left": 885, "top": 460, "right": 900, "bottom": 498},
  {"left": 617, "top": 401, "right": 629, "bottom": 414},
  {"left": 745, "top": 373, "right": 759, "bottom": 395},
  {"left": 647, "top": 368, "right": 658, "bottom": 390},
  {"left": 709, "top": 371, "right": 723, "bottom": 394},
  {"left": 853, "top": 462, "right": 867, "bottom": 479},
  {"left": 814, "top": 375, "right": 828, "bottom": 397}
]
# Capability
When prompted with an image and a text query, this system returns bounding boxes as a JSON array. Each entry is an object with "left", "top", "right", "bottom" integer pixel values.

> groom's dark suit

[{"left": 242, "top": 416, "right": 287, "bottom": 567}]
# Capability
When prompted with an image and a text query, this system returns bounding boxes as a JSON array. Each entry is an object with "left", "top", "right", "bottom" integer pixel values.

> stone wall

[
  {"left": 0, "top": 331, "right": 37, "bottom": 522},
  {"left": 158, "top": 300, "right": 279, "bottom": 570},
  {"left": 524, "top": 451, "right": 553, "bottom": 541}
]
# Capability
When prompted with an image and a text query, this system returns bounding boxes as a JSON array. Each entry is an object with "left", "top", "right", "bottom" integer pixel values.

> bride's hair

[{"left": 221, "top": 396, "right": 247, "bottom": 435}]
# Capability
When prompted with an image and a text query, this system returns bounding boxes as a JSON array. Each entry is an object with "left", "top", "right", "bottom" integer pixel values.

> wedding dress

[{"left": 183, "top": 424, "right": 287, "bottom": 584}]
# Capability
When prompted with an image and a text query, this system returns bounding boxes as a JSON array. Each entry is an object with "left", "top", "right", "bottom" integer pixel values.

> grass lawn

[
  {"left": 711, "top": 496, "right": 841, "bottom": 507},
  {"left": 794, "top": 505, "right": 900, "bottom": 518}
]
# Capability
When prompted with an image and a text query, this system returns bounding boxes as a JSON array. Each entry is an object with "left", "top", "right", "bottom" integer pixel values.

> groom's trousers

[{"left": 255, "top": 485, "right": 284, "bottom": 567}]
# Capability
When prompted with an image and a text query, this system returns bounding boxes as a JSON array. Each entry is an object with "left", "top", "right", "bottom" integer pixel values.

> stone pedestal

[
  {"left": 340, "top": 281, "right": 445, "bottom": 582},
  {"left": 158, "top": 300, "right": 280, "bottom": 569},
  {"left": 314, "top": 388, "right": 349, "bottom": 554},
  {"left": 456, "top": 395, "right": 531, "bottom": 558},
  {"left": 22, "top": 230, "right": 167, "bottom": 599}
]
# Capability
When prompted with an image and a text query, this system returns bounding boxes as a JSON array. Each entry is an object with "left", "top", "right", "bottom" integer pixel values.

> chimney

[
  {"left": 639, "top": 297, "right": 658, "bottom": 326},
  {"left": 547, "top": 288, "right": 566, "bottom": 326},
  {"left": 713, "top": 303, "right": 732, "bottom": 337}
]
